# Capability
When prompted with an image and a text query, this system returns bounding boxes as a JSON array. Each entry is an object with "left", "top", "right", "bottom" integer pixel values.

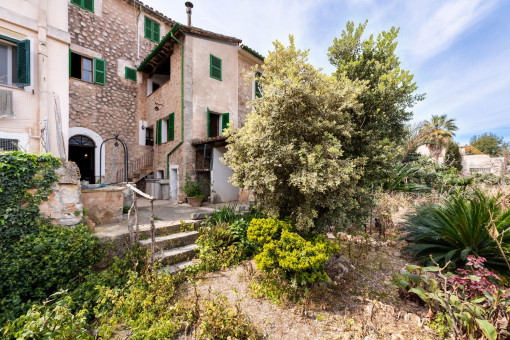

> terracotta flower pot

[{"left": 187, "top": 196, "right": 204, "bottom": 207}]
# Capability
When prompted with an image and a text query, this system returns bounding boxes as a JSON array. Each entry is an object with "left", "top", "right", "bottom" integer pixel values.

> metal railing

[
  {"left": 116, "top": 150, "right": 154, "bottom": 183},
  {"left": 126, "top": 183, "right": 157, "bottom": 266}
]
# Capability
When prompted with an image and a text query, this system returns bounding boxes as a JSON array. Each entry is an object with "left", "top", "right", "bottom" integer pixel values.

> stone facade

[
  {"left": 68, "top": 0, "right": 263, "bottom": 202},
  {"left": 39, "top": 161, "right": 83, "bottom": 226},
  {"left": 68, "top": 0, "right": 171, "bottom": 182}
]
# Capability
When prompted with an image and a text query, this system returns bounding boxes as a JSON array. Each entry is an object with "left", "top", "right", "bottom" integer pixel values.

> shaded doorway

[{"left": 69, "top": 135, "right": 95, "bottom": 183}]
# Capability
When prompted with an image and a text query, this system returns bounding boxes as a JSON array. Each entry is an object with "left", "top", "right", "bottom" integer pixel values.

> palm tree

[
  {"left": 401, "top": 121, "right": 426, "bottom": 161},
  {"left": 421, "top": 114, "right": 458, "bottom": 162}
]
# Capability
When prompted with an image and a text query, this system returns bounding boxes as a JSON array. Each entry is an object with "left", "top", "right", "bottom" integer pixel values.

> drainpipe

[
  {"left": 166, "top": 23, "right": 184, "bottom": 179},
  {"left": 38, "top": 0, "right": 48, "bottom": 154},
  {"left": 136, "top": 4, "right": 141, "bottom": 65}
]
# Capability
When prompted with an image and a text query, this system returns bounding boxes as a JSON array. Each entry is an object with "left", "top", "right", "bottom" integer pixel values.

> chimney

[{"left": 185, "top": 2, "right": 193, "bottom": 26}]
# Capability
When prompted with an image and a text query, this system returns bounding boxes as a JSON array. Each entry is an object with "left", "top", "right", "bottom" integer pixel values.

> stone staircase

[{"left": 95, "top": 219, "right": 201, "bottom": 274}]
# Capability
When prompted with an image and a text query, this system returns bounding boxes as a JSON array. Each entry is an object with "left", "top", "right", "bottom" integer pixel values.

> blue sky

[{"left": 143, "top": 0, "right": 510, "bottom": 146}]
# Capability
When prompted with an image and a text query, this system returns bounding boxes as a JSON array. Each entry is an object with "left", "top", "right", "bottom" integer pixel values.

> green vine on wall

[{"left": 0, "top": 151, "right": 61, "bottom": 250}]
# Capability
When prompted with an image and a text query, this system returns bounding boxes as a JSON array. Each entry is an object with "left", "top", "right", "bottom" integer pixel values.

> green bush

[
  {"left": 0, "top": 151, "right": 61, "bottom": 250},
  {"left": 0, "top": 224, "right": 102, "bottom": 325},
  {"left": 255, "top": 230, "right": 337, "bottom": 286},
  {"left": 195, "top": 295, "right": 260, "bottom": 339},
  {"left": 401, "top": 189, "right": 510, "bottom": 271},
  {"left": 247, "top": 218, "right": 292, "bottom": 249},
  {"left": 247, "top": 218, "right": 338, "bottom": 286},
  {"left": 195, "top": 222, "right": 243, "bottom": 272},
  {"left": 2, "top": 292, "right": 91, "bottom": 340},
  {"left": 472, "top": 172, "right": 500, "bottom": 186}
]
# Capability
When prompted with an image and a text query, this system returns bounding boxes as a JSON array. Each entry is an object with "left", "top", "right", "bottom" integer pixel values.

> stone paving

[{"left": 93, "top": 198, "right": 232, "bottom": 238}]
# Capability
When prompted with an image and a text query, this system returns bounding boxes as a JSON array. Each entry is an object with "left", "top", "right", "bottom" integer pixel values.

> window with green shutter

[
  {"left": 255, "top": 72, "right": 262, "bottom": 98},
  {"left": 94, "top": 58, "right": 105, "bottom": 85},
  {"left": 168, "top": 113, "right": 175, "bottom": 141},
  {"left": 210, "top": 54, "right": 222, "bottom": 81},
  {"left": 156, "top": 119, "right": 162, "bottom": 145},
  {"left": 125, "top": 67, "right": 137, "bottom": 81},
  {"left": 221, "top": 113, "right": 229, "bottom": 133},
  {"left": 144, "top": 17, "right": 160, "bottom": 43},
  {"left": 0, "top": 36, "right": 31, "bottom": 88},
  {"left": 70, "top": 0, "right": 94, "bottom": 13}
]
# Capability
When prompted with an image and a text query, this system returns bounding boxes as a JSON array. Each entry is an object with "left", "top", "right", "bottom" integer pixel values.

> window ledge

[{"left": 0, "top": 83, "right": 29, "bottom": 91}]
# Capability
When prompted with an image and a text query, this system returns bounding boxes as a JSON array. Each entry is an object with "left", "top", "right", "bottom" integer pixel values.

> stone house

[
  {"left": 67, "top": 0, "right": 262, "bottom": 201},
  {"left": 0, "top": 0, "right": 70, "bottom": 155},
  {"left": 417, "top": 144, "right": 506, "bottom": 177}
]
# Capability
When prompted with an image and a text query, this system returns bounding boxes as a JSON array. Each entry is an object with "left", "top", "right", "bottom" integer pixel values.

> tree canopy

[
  {"left": 224, "top": 21, "right": 423, "bottom": 231},
  {"left": 421, "top": 114, "right": 458, "bottom": 161},
  {"left": 470, "top": 132, "right": 507, "bottom": 156},
  {"left": 328, "top": 21, "right": 424, "bottom": 187},
  {"left": 443, "top": 141, "right": 463, "bottom": 172},
  {"left": 223, "top": 37, "right": 364, "bottom": 231}
]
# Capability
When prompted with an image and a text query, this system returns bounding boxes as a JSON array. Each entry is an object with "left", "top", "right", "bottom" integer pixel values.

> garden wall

[{"left": 39, "top": 161, "right": 83, "bottom": 226}]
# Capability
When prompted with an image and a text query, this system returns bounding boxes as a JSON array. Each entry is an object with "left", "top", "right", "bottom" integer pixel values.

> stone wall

[
  {"left": 39, "top": 161, "right": 83, "bottom": 226},
  {"left": 68, "top": 0, "right": 173, "bottom": 180}
]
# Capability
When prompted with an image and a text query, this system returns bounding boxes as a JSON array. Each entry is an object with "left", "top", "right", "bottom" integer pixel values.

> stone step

[
  {"left": 159, "top": 260, "right": 194, "bottom": 275},
  {"left": 140, "top": 231, "right": 199, "bottom": 252},
  {"left": 95, "top": 220, "right": 200, "bottom": 247},
  {"left": 155, "top": 243, "right": 198, "bottom": 266}
]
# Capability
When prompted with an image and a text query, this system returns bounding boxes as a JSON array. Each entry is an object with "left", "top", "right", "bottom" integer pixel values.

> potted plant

[{"left": 182, "top": 174, "right": 207, "bottom": 207}]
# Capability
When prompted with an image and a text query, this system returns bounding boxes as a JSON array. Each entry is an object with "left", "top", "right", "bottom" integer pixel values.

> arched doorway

[{"left": 69, "top": 135, "right": 95, "bottom": 183}]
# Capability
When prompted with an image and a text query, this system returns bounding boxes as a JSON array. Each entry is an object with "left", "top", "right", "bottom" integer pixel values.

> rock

[
  {"left": 325, "top": 254, "right": 355, "bottom": 281},
  {"left": 191, "top": 212, "right": 208, "bottom": 220}
]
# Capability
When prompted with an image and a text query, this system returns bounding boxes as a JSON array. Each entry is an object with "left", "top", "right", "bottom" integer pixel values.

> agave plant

[{"left": 401, "top": 189, "right": 510, "bottom": 272}]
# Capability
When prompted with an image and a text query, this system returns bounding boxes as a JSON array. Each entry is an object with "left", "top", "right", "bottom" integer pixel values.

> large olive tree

[{"left": 223, "top": 37, "right": 364, "bottom": 231}]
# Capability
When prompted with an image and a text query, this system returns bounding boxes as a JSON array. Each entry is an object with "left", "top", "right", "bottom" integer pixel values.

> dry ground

[{"left": 178, "top": 240, "right": 440, "bottom": 340}]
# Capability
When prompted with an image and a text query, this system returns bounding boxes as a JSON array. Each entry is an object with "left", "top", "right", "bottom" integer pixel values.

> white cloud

[{"left": 411, "top": 0, "right": 498, "bottom": 63}]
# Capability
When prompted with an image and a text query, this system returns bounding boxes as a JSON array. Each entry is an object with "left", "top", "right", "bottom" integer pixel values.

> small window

[
  {"left": 70, "top": 52, "right": 105, "bottom": 85},
  {"left": 125, "top": 66, "right": 137, "bottom": 81},
  {"left": 210, "top": 54, "right": 222, "bottom": 81},
  {"left": 145, "top": 127, "right": 154, "bottom": 146},
  {"left": 71, "top": 0, "right": 94, "bottom": 13},
  {"left": 144, "top": 16, "right": 160, "bottom": 43},
  {"left": 0, "top": 37, "right": 30, "bottom": 88},
  {"left": 255, "top": 72, "right": 262, "bottom": 98},
  {"left": 207, "top": 108, "right": 229, "bottom": 137},
  {"left": 0, "top": 138, "right": 18, "bottom": 151}
]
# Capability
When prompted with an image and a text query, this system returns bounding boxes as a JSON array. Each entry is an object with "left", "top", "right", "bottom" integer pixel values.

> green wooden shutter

[
  {"left": 221, "top": 113, "right": 229, "bottom": 132},
  {"left": 125, "top": 67, "right": 137, "bottom": 81},
  {"left": 207, "top": 108, "right": 211, "bottom": 137},
  {"left": 94, "top": 58, "right": 105, "bottom": 85},
  {"left": 16, "top": 40, "right": 30, "bottom": 87},
  {"left": 153, "top": 21, "right": 160, "bottom": 42},
  {"left": 144, "top": 17, "right": 160, "bottom": 42},
  {"left": 210, "top": 55, "right": 222, "bottom": 81},
  {"left": 156, "top": 119, "right": 162, "bottom": 145},
  {"left": 83, "top": 0, "right": 94, "bottom": 12},
  {"left": 144, "top": 17, "right": 151, "bottom": 39},
  {"left": 168, "top": 113, "right": 174, "bottom": 141}
]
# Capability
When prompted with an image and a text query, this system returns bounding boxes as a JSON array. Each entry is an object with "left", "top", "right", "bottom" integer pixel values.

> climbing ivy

[{"left": 0, "top": 151, "right": 61, "bottom": 250}]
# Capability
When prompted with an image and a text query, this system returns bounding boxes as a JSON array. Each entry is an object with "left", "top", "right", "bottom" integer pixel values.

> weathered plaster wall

[
  {"left": 461, "top": 155, "right": 505, "bottom": 176},
  {"left": 211, "top": 146, "right": 239, "bottom": 203},
  {"left": 0, "top": 0, "right": 70, "bottom": 155},
  {"left": 237, "top": 48, "right": 261, "bottom": 126},
  {"left": 190, "top": 36, "right": 239, "bottom": 138}
]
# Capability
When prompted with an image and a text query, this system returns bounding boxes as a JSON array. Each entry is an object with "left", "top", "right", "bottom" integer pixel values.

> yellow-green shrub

[
  {"left": 247, "top": 218, "right": 291, "bottom": 249},
  {"left": 248, "top": 218, "right": 338, "bottom": 286}
]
